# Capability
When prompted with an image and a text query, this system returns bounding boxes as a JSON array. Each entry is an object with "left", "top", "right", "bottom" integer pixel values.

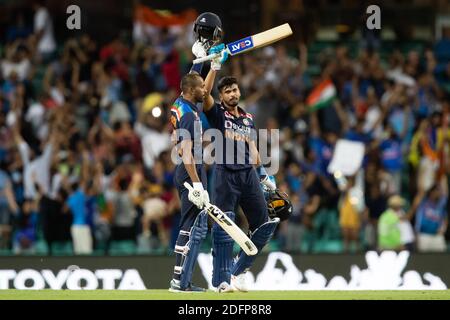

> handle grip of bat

[
  {"left": 193, "top": 48, "right": 230, "bottom": 64},
  {"left": 183, "top": 182, "right": 193, "bottom": 191},
  {"left": 193, "top": 52, "right": 220, "bottom": 64}
]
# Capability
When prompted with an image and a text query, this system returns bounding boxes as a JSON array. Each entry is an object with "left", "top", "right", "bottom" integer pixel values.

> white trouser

[
  {"left": 71, "top": 225, "right": 93, "bottom": 254},
  {"left": 417, "top": 233, "right": 446, "bottom": 252}
]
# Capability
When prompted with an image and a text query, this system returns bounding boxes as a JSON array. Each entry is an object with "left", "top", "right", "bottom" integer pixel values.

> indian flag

[
  {"left": 134, "top": 5, "right": 197, "bottom": 27},
  {"left": 306, "top": 79, "right": 337, "bottom": 112}
]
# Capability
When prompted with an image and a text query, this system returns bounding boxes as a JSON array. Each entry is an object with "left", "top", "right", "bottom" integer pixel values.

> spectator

[
  {"left": 106, "top": 177, "right": 137, "bottom": 253},
  {"left": 339, "top": 175, "right": 366, "bottom": 252},
  {"left": 67, "top": 182, "right": 93, "bottom": 254},
  {"left": 411, "top": 180, "right": 448, "bottom": 252},
  {"left": 35, "top": 173, "right": 72, "bottom": 255},
  {"left": 134, "top": 105, "right": 171, "bottom": 170},
  {"left": 364, "top": 180, "right": 388, "bottom": 250},
  {"left": 32, "top": 0, "right": 56, "bottom": 63},
  {"left": 0, "top": 165, "right": 19, "bottom": 249},
  {"left": 1, "top": 41, "right": 32, "bottom": 82},
  {"left": 378, "top": 195, "right": 406, "bottom": 251},
  {"left": 12, "top": 198, "right": 38, "bottom": 254},
  {"left": 378, "top": 125, "right": 404, "bottom": 194}
]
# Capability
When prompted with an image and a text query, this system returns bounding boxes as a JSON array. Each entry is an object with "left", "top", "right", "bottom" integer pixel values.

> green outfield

[{"left": 0, "top": 290, "right": 449, "bottom": 300}]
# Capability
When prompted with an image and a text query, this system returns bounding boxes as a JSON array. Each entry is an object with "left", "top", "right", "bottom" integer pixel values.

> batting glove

[
  {"left": 257, "top": 166, "right": 276, "bottom": 191},
  {"left": 192, "top": 40, "right": 208, "bottom": 59},
  {"left": 209, "top": 44, "right": 229, "bottom": 71},
  {"left": 261, "top": 175, "right": 277, "bottom": 191},
  {"left": 188, "top": 182, "right": 210, "bottom": 209}
]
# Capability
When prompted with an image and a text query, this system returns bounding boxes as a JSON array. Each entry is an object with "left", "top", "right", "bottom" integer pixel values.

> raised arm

[
  {"left": 203, "top": 44, "right": 228, "bottom": 112},
  {"left": 203, "top": 68, "right": 218, "bottom": 112},
  {"left": 12, "top": 123, "right": 30, "bottom": 166}
]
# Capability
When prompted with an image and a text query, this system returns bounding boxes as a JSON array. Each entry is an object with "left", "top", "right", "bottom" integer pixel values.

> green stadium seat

[
  {"left": 0, "top": 248, "right": 13, "bottom": 256},
  {"left": 323, "top": 240, "right": 344, "bottom": 253},
  {"left": 34, "top": 240, "right": 49, "bottom": 255},
  {"left": 51, "top": 241, "right": 74, "bottom": 256},
  {"left": 108, "top": 240, "right": 137, "bottom": 255}
]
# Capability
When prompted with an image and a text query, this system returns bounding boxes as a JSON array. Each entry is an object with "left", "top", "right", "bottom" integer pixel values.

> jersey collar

[
  {"left": 221, "top": 103, "right": 247, "bottom": 119},
  {"left": 180, "top": 96, "right": 199, "bottom": 112}
]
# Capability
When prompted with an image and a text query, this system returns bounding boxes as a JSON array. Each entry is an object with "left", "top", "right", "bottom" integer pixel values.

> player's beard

[
  {"left": 225, "top": 98, "right": 239, "bottom": 108},
  {"left": 195, "top": 93, "right": 205, "bottom": 104}
]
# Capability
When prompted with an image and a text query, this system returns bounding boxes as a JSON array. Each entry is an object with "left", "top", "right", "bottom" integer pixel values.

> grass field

[{"left": 0, "top": 290, "right": 449, "bottom": 300}]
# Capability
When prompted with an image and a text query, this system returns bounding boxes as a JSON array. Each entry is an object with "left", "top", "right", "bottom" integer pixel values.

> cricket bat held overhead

[{"left": 193, "top": 23, "right": 293, "bottom": 64}]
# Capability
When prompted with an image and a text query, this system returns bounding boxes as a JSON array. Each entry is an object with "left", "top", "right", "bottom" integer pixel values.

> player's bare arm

[
  {"left": 249, "top": 139, "right": 262, "bottom": 168},
  {"left": 180, "top": 139, "right": 202, "bottom": 184},
  {"left": 203, "top": 68, "right": 217, "bottom": 112}
]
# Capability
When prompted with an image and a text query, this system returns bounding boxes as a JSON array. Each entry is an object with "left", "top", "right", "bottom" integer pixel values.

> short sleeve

[
  {"left": 204, "top": 103, "right": 221, "bottom": 128},
  {"left": 178, "top": 112, "right": 197, "bottom": 141}
]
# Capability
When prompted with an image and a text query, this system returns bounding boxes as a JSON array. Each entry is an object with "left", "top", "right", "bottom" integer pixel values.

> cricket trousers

[{"left": 212, "top": 165, "right": 268, "bottom": 232}]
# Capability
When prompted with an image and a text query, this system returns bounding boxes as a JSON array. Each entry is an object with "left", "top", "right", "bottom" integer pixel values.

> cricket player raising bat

[{"left": 192, "top": 43, "right": 281, "bottom": 292}]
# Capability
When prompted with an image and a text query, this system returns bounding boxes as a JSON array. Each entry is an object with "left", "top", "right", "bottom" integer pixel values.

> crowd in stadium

[{"left": 0, "top": 2, "right": 449, "bottom": 256}]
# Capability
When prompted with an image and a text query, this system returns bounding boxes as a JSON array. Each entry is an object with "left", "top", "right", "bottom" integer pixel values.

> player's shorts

[
  {"left": 174, "top": 163, "right": 207, "bottom": 231},
  {"left": 212, "top": 165, "right": 267, "bottom": 231}
]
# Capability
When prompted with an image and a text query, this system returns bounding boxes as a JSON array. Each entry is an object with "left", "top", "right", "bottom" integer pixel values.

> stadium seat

[
  {"left": 0, "top": 248, "right": 13, "bottom": 256},
  {"left": 108, "top": 240, "right": 137, "bottom": 255},
  {"left": 51, "top": 241, "right": 74, "bottom": 256},
  {"left": 34, "top": 240, "right": 49, "bottom": 255}
]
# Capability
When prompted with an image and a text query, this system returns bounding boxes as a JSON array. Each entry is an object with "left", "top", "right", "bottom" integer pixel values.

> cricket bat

[
  {"left": 184, "top": 182, "right": 258, "bottom": 256},
  {"left": 193, "top": 23, "right": 293, "bottom": 64}
]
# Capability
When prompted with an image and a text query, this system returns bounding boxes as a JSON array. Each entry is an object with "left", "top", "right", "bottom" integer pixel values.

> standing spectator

[
  {"left": 32, "top": 0, "right": 56, "bottom": 63},
  {"left": 378, "top": 195, "right": 406, "bottom": 251},
  {"left": 0, "top": 165, "right": 19, "bottom": 249},
  {"left": 134, "top": 102, "right": 171, "bottom": 170},
  {"left": 339, "top": 175, "right": 366, "bottom": 252},
  {"left": 38, "top": 187, "right": 71, "bottom": 255},
  {"left": 411, "top": 180, "right": 448, "bottom": 252},
  {"left": 66, "top": 182, "right": 93, "bottom": 254},
  {"left": 364, "top": 180, "right": 388, "bottom": 250},
  {"left": 1, "top": 41, "right": 32, "bottom": 82},
  {"left": 106, "top": 178, "right": 137, "bottom": 253},
  {"left": 378, "top": 125, "right": 404, "bottom": 194}
]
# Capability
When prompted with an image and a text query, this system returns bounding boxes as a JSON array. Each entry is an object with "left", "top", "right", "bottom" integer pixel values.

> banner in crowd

[
  {"left": 328, "top": 139, "right": 365, "bottom": 176},
  {"left": 0, "top": 251, "right": 448, "bottom": 290}
]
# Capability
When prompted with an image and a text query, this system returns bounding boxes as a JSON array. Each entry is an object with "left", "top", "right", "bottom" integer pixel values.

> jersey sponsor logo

[
  {"left": 227, "top": 36, "right": 254, "bottom": 54},
  {"left": 225, "top": 129, "right": 250, "bottom": 143},
  {"left": 224, "top": 120, "right": 251, "bottom": 134},
  {"left": 243, "top": 118, "right": 250, "bottom": 126}
]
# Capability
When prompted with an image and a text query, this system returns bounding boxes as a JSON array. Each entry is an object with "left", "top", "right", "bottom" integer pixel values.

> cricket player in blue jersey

[
  {"left": 168, "top": 12, "right": 228, "bottom": 293},
  {"left": 201, "top": 46, "right": 279, "bottom": 292}
]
